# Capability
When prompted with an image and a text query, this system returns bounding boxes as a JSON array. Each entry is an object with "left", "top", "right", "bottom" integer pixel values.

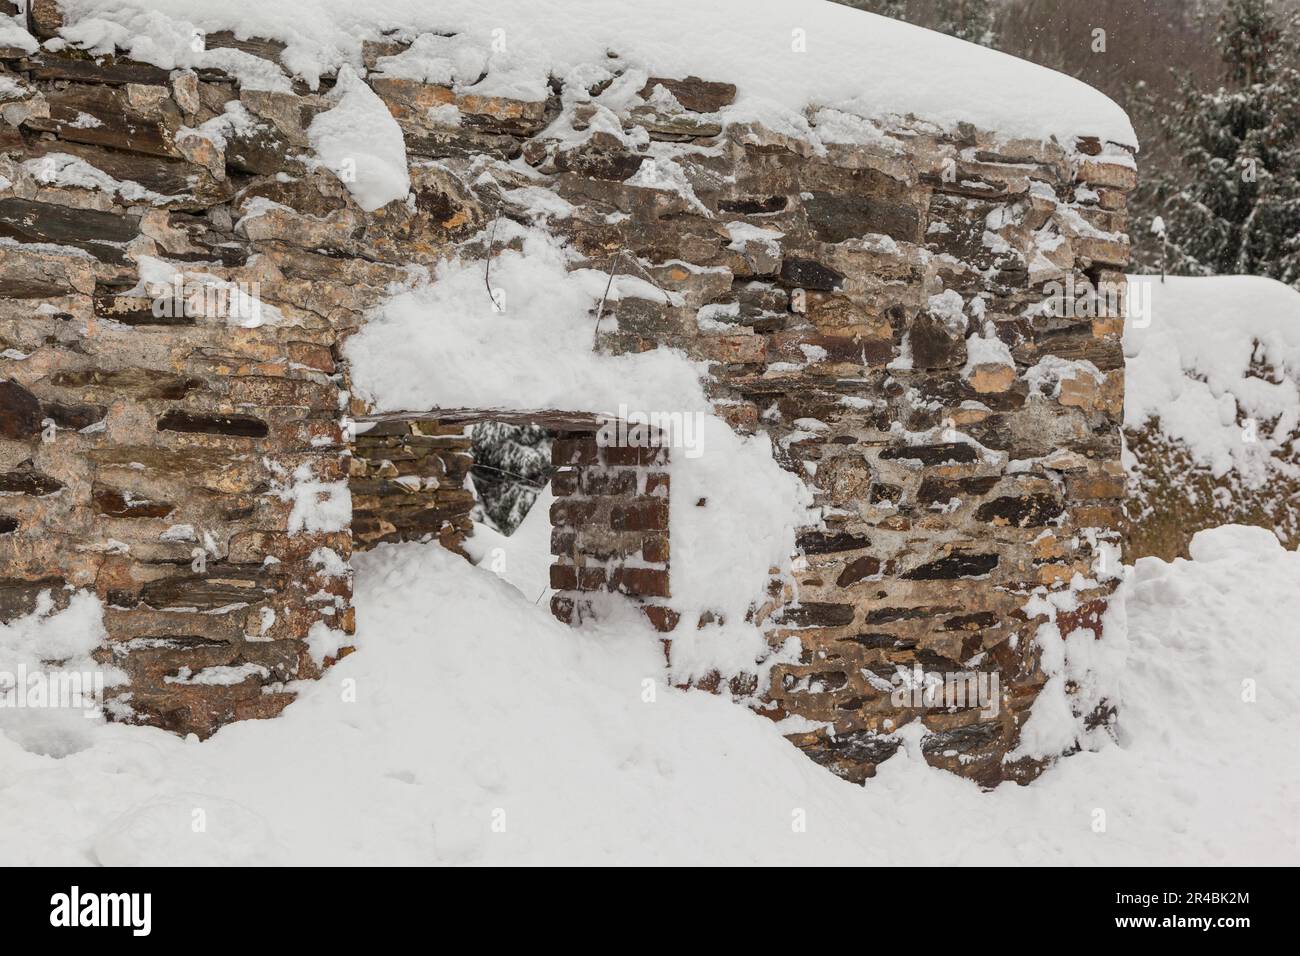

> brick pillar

[{"left": 548, "top": 430, "right": 676, "bottom": 631}]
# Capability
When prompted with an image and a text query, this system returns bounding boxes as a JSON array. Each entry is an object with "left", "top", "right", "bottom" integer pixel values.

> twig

[
  {"left": 591, "top": 251, "right": 624, "bottom": 349},
  {"left": 621, "top": 255, "right": 671, "bottom": 302},
  {"left": 484, "top": 214, "right": 501, "bottom": 305},
  {"left": 471, "top": 462, "right": 551, "bottom": 488},
  {"left": 590, "top": 251, "right": 671, "bottom": 350}
]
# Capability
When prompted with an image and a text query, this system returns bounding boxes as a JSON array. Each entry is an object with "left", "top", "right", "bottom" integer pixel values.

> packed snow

[
  {"left": 1, "top": 524, "right": 1296, "bottom": 864},
  {"left": 0, "top": 13, "right": 38, "bottom": 56},
  {"left": 51, "top": 0, "right": 1136, "bottom": 148},
  {"left": 345, "top": 221, "right": 811, "bottom": 627},
  {"left": 306, "top": 65, "right": 410, "bottom": 212},
  {"left": 1124, "top": 275, "right": 1300, "bottom": 483}
]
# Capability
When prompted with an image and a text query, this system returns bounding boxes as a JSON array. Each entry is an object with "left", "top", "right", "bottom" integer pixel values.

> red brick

[
  {"left": 642, "top": 605, "right": 681, "bottom": 633},
  {"left": 549, "top": 563, "right": 577, "bottom": 590},
  {"left": 552, "top": 436, "right": 598, "bottom": 465},
  {"left": 602, "top": 444, "right": 670, "bottom": 467},
  {"left": 612, "top": 567, "right": 671, "bottom": 598},
  {"left": 578, "top": 566, "right": 608, "bottom": 590},
  {"left": 581, "top": 468, "right": 637, "bottom": 496},
  {"left": 641, "top": 533, "right": 670, "bottom": 563},
  {"left": 550, "top": 499, "right": 597, "bottom": 527},
  {"left": 550, "top": 594, "right": 575, "bottom": 624},
  {"left": 550, "top": 528, "right": 576, "bottom": 556},
  {"left": 610, "top": 499, "right": 669, "bottom": 532},
  {"left": 550, "top": 468, "right": 579, "bottom": 496}
]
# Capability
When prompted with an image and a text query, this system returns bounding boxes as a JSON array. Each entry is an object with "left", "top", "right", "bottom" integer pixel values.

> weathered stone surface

[
  {"left": 23, "top": 83, "right": 182, "bottom": 157},
  {"left": 639, "top": 76, "right": 737, "bottom": 113},
  {"left": 0, "top": 379, "right": 43, "bottom": 438},
  {"left": 0, "top": 35, "right": 1130, "bottom": 782},
  {"left": 0, "top": 198, "right": 139, "bottom": 262}
]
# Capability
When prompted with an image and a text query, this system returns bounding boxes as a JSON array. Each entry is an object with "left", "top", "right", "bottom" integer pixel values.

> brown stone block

[
  {"left": 1066, "top": 473, "right": 1126, "bottom": 500},
  {"left": 228, "top": 530, "right": 351, "bottom": 564},
  {"left": 1071, "top": 504, "right": 1123, "bottom": 529},
  {"left": 225, "top": 375, "right": 339, "bottom": 410},
  {"left": 697, "top": 333, "right": 765, "bottom": 365},
  {"left": 1075, "top": 157, "right": 1137, "bottom": 192}
]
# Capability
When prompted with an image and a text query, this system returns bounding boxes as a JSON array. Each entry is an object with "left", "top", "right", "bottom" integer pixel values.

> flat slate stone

[{"left": 0, "top": 197, "right": 139, "bottom": 263}]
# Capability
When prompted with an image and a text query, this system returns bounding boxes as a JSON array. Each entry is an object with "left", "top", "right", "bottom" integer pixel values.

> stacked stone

[
  {"left": 549, "top": 431, "right": 673, "bottom": 630},
  {"left": 2, "top": 7, "right": 1137, "bottom": 783},
  {"left": 349, "top": 418, "right": 475, "bottom": 554},
  {"left": 1125, "top": 391, "right": 1300, "bottom": 562},
  {"left": 0, "top": 19, "right": 373, "bottom": 736},
  {"left": 517, "top": 79, "right": 1135, "bottom": 786}
]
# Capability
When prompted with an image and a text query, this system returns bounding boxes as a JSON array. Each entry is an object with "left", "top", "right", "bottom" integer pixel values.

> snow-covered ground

[{"left": 1, "top": 523, "right": 1296, "bottom": 866}]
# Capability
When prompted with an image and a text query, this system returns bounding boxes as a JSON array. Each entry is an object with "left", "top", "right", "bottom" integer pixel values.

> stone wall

[
  {"left": 529, "top": 87, "right": 1136, "bottom": 786},
  {"left": 349, "top": 417, "right": 475, "bottom": 555},
  {"left": 1, "top": 8, "right": 1133, "bottom": 782}
]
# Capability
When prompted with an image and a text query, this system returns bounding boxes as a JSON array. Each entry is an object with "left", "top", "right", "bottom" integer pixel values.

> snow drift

[{"left": 1, "top": 525, "right": 1297, "bottom": 865}]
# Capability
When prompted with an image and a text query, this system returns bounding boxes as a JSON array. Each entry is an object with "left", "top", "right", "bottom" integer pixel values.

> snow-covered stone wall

[
  {"left": 1123, "top": 275, "right": 1300, "bottom": 561},
  {"left": 0, "top": 1, "right": 1138, "bottom": 784}
]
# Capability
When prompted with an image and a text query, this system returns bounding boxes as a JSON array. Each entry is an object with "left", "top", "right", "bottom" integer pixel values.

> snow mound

[
  {"left": 1125, "top": 275, "right": 1300, "bottom": 484},
  {"left": 1, "top": 530, "right": 1298, "bottom": 864},
  {"left": 344, "top": 224, "right": 702, "bottom": 416},
  {"left": 1188, "top": 523, "right": 1283, "bottom": 562},
  {"left": 92, "top": 794, "right": 280, "bottom": 866},
  {"left": 306, "top": 65, "right": 410, "bottom": 211},
  {"left": 55, "top": 0, "right": 1135, "bottom": 148}
]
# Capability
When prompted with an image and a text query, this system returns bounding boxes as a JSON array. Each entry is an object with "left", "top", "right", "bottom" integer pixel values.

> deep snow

[{"left": 1, "top": 524, "right": 1296, "bottom": 865}]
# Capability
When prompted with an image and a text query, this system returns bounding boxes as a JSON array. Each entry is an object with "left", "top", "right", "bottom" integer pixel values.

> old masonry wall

[{"left": 1, "top": 7, "right": 1133, "bottom": 783}]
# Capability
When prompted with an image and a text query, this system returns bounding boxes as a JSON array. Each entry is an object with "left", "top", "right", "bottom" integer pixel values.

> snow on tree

[
  {"left": 470, "top": 422, "right": 553, "bottom": 534},
  {"left": 832, "top": 0, "right": 997, "bottom": 47},
  {"left": 932, "top": 0, "right": 998, "bottom": 47},
  {"left": 1143, "top": 0, "right": 1300, "bottom": 287}
]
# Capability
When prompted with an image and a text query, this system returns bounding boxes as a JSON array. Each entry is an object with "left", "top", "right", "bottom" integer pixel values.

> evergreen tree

[
  {"left": 932, "top": 0, "right": 997, "bottom": 47},
  {"left": 1144, "top": 0, "right": 1300, "bottom": 286},
  {"left": 470, "top": 422, "right": 553, "bottom": 534},
  {"left": 831, "top": 0, "right": 996, "bottom": 48}
]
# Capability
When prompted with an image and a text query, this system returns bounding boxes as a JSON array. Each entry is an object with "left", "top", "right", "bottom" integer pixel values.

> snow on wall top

[
  {"left": 1125, "top": 275, "right": 1300, "bottom": 484},
  {"left": 51, "top": 0, "right": 1137, "bottom": 149}
]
